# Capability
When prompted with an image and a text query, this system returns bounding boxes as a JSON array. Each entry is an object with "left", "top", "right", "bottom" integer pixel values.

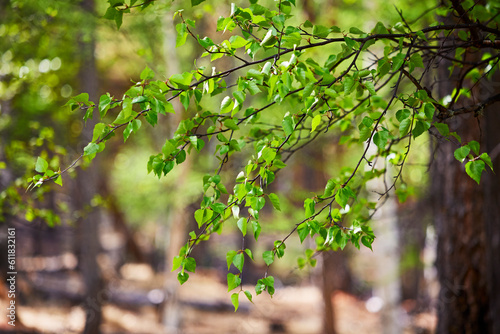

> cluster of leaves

[{"left": 31, "top": 0, "right": 499, "bottom": 310}]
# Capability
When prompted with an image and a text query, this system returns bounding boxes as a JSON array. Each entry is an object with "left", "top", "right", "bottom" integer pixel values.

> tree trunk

[
  {"left": 482, "top": 73, "right": 500, "bottom": 334},
  {"left": 431, "top": 17, "right": 499, "bottom": 331},
  {"left": 75, "top": 1, "right": 105, "bottom": 332},
  {"left": 431, "top": 113, "right": 490, "bottom": 333}
]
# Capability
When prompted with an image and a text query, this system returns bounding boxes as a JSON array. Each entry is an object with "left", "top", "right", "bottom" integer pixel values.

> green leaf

[
  {"left": 244, "top": 248, "right": 254, "bottom": 260},
  {"left": 468, "top": 140, "right": 480, "bottom": 155},
  {"left": 465, "top": 160, "right": 485, "bottom": 184},
  {"left": 373, "top": 129, "right": 389, "bottom": 150},
  {"left": 255, "top": 276, "right": 275, "bottom": 296},
  {"left": 252, "top": 220, "right": 261, "bottom": 240},
  {"left": 392, "top": 53, "right": 406, "bottom": 72},
  {"left": 83, "top": 142, "right": 100, "bottom": 156},
  {"left": 194, "top": 208, "right": 213, "bottom": 228},
  {"left": 282, "top": 114, "right": 294, "bottom": 136},
  {"left": 35, "top": 157, "right": 49, "bottom": 173},
  {"left": 54, "top": 175, "right": 63, "bottom": 186},
  {"left": 297, "top": 223, "right": 310, "bottom": 243},
  {"left": 260, "top": 28, "right": 277, "bottom": 47},
  {"left": 244, "top": 290, "right": 253, "bottom": 303},
  {"left": 268, "top": 193, "right": 281, "bottom": 211},
  {"left": 261, "top": 147, "right": 276, "bottom": 164},
  {"left": 176, "top": 23, "right": 188, "bottom": 47},
  {"left": 399, "top": 118, "right": 412, "bottom": 136},
  {"left": 480, "top": 152, "right": 494, "bottom": 171},
  {"left": 169, "top": 72, "right": 193, "bottom": 88},
  {"left": 226, "top": 250, "right": 237, "bottom": 270},
  {"left": 454, "top": 146, "right": 470, "bottom": 163},
  {"left": 230, "top": 35, "right": 249, "bottom": 49},
  {"left": 361, "top": 236, "right": 373, "bottom": 251},
  {"left": 263, "top": 250, "right": 274, "bottom": 265},
  {"left": 237, "top": 217, "right": 247, "bottom": 236},
  {"left": 312, "top": 25, "right": 330, "bottom": 38},
  {"left": 177, "top": 272, "right": 189, "bottom": 285},
  {"left": 184, "top": 257, "right": 196, "bottom": 273},
  {"left": 233, "top": 252, "right": 244, "bottom": 272},
  {"left": 189, "top": 136, "right": 204, "bottom": 152},
  {"left": 343, "top": 76, "right": 355, "bottom": 96},
  {"left": 172, "top": 256, "right": 183, "bottom": 272},
  {"left": 98, "top": 94, "right": 112, "bottom": 119},
  {"left": 162, "top": 140, "right": 176, "bottom": 157},
  {"left": 123, "top": 119, "right": 141, "bottom": 142},
  {"left": 412, "top": 120, "right": 430, "bottom": 138},
  {"left": 140, "top": 66, "right": 155, "bottom": 80},
  {"left": 335, "top": 186, "right": 355, "bottom": 209},
  {"left": 227, "top": 273, "right": 241, "bottom": 291},
  {"left": 311, "top": 114, "right": 321, "bottom": 132},
  {"left": 396, "top": 108, "right": 411, "bottom": 122},
  {"left": 323, "top": 179, "right": 336, "bottom": 197},
  {"left": 304, "top": 198, "right": 315, "bottom": 217},
  {"left": 349, "top": 27, "right": 365, "bottom": 35},
  {"left": 409, "top": 53, "right": 424, "bottom": 72},
  {"left": 423, "top": 103, "right": 435, "bottom": 119},
  {"left": 434, "top": 122, "right": 449, "bottom": 136},
  {"left": 365, "top": 82, "right": 376, "bottom": 95},
  {"left": 191, "top": 0, "right": 206, "bottom": 6},
  {"left": 231, "top": 293, "right": 239, "bottom": 312},
  {"left": 224, "top": 118, "right": 239, "bottom": 130},
  {"left": 372, "top": 22, "right": 389, "bottom": 34},
  {"left": 220, "top": 96, "right": 234, "bottom": 114},
  {"left": 163, "top": 160, "right": 175, "bottom": 175}
]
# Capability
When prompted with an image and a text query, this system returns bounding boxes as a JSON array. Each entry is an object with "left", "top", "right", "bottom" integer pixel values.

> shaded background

[{"left": 1, "top": 0, "right": 498, "bottom": 333}]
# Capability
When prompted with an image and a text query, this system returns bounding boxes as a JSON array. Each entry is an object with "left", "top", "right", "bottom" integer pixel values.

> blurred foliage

[{"left": 4, "top": 0, "right": 499, "bottom": 312}]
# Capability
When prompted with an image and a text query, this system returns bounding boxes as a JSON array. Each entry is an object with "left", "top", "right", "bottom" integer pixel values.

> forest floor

[{"left": 0, "top": 264, "right": 436, "bottom": 334}]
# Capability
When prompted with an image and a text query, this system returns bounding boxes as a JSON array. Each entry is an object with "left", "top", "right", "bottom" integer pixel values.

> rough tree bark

[
  {"left": 75, "top": 0, "right": 105, "bottom": 332},
  {"left": 432, "top": 3, "right": 500, "bottom": 330}
]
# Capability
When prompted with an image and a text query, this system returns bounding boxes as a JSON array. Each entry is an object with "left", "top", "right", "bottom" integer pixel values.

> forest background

[{"left": 1, "top": 0, "right": 499, "bottom": 333}]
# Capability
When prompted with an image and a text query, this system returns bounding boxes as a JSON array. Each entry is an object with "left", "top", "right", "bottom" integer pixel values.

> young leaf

[
  {"left": 304, "top": 198, "right": 315, "bottom": 217},
  {"left": 226, "top": 250, "right": 237, "bottom": 270},
  {"left": 83, "top": 142, "right": 100, "bottom": 156},
  {"left": 480, "top": 152, "right": 494, "bottom": 171},
  {"left": 177, "top": 272, "right": 189, "bottom": 285},
  {"left": 237, "top": 217, "right": 247, "bottom": 236},
  {"left": 231, "top": 293, "right": 239, "bottom": 312},
  {"left": 227, "top": 273, "right": 242, "bottom": 291},
  {"left": 434, "top": 122, "right": 449, "bottom": 136},
  {"left": 311, "top": 114, "right": 321, "bottom": 132},
  {"left": 282, "top": 114, "right": 294, "bottom": 136},
  {"left": 392, "top": 53, "right": 406, "bottom": 72},
  {"left": 468, "top": 140, "right": 480, "bottom": 155},
  {"left": 268, "top": 193, "right": 281, "bottom": 211},
  {"left": 262, "top": 250, "right": 274, "bottom": 266},
  {"left": 454, "top": 146, "right": 470, "bottom": 163},
  {"left": 465, "top": 160, "right": 485, "bottom": 184},
  {"left": 233, "top": 252, "right": 244, "bottom": 272},
  {"left": 373, "top": 129, "right": 389, "bottom": 150},
  {"left": 244, "top": 290, "right": 253, "bottom": 303},
  {"left": 140, "top": 66, "right": 155, "bottom": 80},
  {"left": 35, "top": 157, "right": 49, "bottom": 173}
]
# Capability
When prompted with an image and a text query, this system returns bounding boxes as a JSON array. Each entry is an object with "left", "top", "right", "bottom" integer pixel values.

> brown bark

[
  {"left": 431, "top": 113, "right": 490, "bottom": 333},
  {"left": 75, "top": 1, "right": 105, "bottom": 333},
  {"left": 431, "top": 2, "right": 500, "bottom": 332},
  {"left": 482, "top": 74, "right": 500, "bottom": 334}
]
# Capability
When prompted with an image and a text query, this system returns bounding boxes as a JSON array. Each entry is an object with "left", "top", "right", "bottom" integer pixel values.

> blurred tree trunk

[
  {"left": 397, "top": 199, "right": 429, "bottom": 309},
  {"left": 75, "top": 0, "right": 104, "bottom": 333},
  {"left": 432, "top": 6, "right": 499, "bottom": 330},
  {"left": 431, "top": 103, "right": 492, "bottom": 334},
  {"left": 292, "top": 146, "right": 353, "bottom": 334},
  {"left": 482, "top": 73, "right": 500, "bottom": 334},
  {"left": 161, "top": 12, "right": 190, "bottom": 332}
]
